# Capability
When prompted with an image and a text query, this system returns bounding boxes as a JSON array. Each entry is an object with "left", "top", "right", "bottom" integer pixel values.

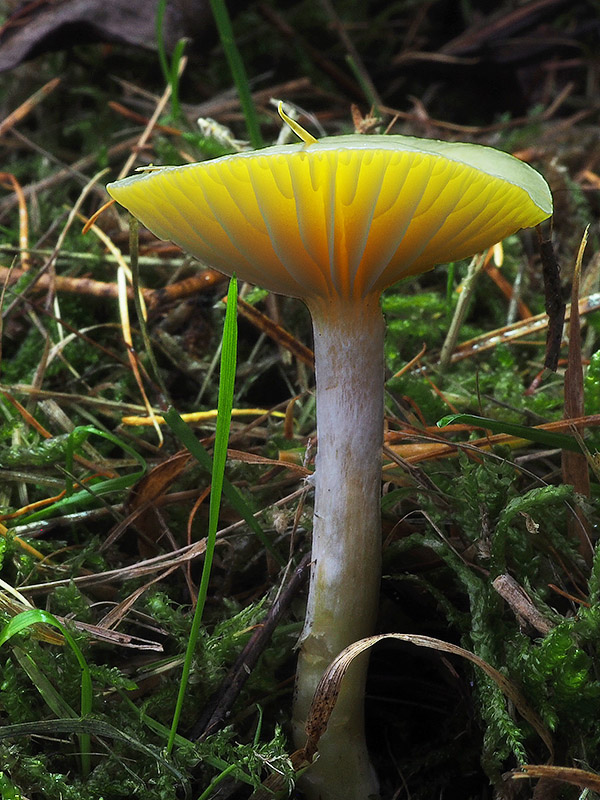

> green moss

[
  {"left": 585, "top": 349, "right": 600, "bottom": 414},
  {"left": 0, "top": 327, "right": 46, "bottom": 386},
  {"left": 383, "top": 290, "right": 448, "bottom": 368},
  {"left": 50, "top": 584, "right": 93, "bottom": 621},
  {"left": 385, "top": 447, "right": 592, "bottom": 789},
  {"left": 386, "top": 372, "right": 449, "bottom": 421}
]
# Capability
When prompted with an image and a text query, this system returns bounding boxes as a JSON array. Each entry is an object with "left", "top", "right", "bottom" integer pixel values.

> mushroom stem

[{"left": 293, "top": 295, "right": 384, "bottom": 800}]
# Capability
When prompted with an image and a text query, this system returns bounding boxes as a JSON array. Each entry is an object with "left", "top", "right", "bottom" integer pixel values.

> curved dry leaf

[
  {"left": 303, "top": 633, "right": 554, "bottom": 762},
  {"left": 512, "top": 764, "right": 600, "bottom": 791},
  {"left": 0, "top": 0, "right": 213, "bottom": 73},
  {"left": 250, "top": 631, "right": 556, "bottom": 799}
]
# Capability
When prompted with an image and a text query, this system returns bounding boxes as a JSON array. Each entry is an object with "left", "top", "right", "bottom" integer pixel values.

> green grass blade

[
  {"left": 437, "top": 413, "right": 585, "bottom": 453},
  {"left": 155, "top": 0, "right": 170, "bottom": 88},
  {"left": 163, "top": 413, "right": 283, "bottom": 564},
  {"left": 208, "top": 275, "right": 238, "bottom": 542},
  {"left": 0, "top": 771, "right": 21, "bottom": 800},
  {"left": 17, "top": 426, "right": 147, "bottom": 524},
  {"left": 169, "top": 38, "right": 187, "bottom": 119},
  {"left": 208, "top": 0, "right": 264, "bottom": 148},
  {"left": 0, "top": 609, "right": 92, "bottom": 776},
  {"left": 167, "top": 276, "right": 238, "bottom": 753},
  {"left": 196, "top": 763, "right": 239, "bottom": 800},
  {"left": 0, "top": 718, "right": 189, "bottom": 795},
  {"left": 118, "top": 692, "right": 257, "bottom": 786},
  {"left": 13, "top": 645, "right": 78, "bottom": 719},
  {"left": 155, "top": 0, "right": 186, "bottom": 119}
]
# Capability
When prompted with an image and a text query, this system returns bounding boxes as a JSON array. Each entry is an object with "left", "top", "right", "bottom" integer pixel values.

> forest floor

[{"left": 0, "top": 1, "right": 599, "bottom": 799}]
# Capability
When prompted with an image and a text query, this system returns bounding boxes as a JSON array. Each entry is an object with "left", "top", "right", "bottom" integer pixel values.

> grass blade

[
  {"left": 167, "top": 276, "right": 238, "bottom": 753},
  {"left": 437, "top": 413, "right": 585, "bottom": 453},
  {"left": 164, "top": 414, "right": 283, "bottom": 564},
  {"left": 209, "top": 0, "right": 263, "bottom": 148},
  {"left": 0, "top": 718, "right": 189, "bottom": 795},
  {"left": 17, "top": 426, "right": 147, "bottom": 524},
  {"left": 0, "top": 609, "right": 92, "bottom": 776}
]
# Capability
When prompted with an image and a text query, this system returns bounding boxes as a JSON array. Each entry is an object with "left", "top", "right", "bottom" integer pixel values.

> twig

[
  {"left": 118, "top": 56, "right": 188, "bottom": 180},
  {"left": 449, "top": 292, "right": 600, "bottom": 364},
  {"left": 0, "top": 263, "right": 224, "bottom": 312},
  {"left": 19, "top": 485, "right": 311, "bottom": 595},
  {"left": 0, "top": 77, "right": 61, "bottom": 137},
  {"left": 2, "top": 169, "right": 109, "bottom": 320},
  {"left": 492, "top": 574, "right": 554, "bottom": 635},
  {"left": 0, "top": 173, "right": 29, "bottom": 270},
  {"left": 439, "top": 251, "right": 487, "bottom": 370},
  {"left": 190, "top": 553, "right": 311, "bottom": 740},
  {"left": 231, "top": 297, "right": 314, "bottom": 367},
  {"left": 0, "top": 137, "right": 141, "bottom": 216}
]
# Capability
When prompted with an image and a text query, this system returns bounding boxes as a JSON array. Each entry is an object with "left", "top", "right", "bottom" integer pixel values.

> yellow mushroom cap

[{"left": 107, "top": 134, "right": 552, "bottom": 301}]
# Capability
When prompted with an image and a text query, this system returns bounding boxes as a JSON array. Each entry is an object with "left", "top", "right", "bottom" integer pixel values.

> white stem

[{"left": 292, "top": 295, "right": 384, "bottom": 800}]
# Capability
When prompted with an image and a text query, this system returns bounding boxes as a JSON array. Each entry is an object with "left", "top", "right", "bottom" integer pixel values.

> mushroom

[{"left": 107, "top": 112, "right": 551, "bottom": 800}]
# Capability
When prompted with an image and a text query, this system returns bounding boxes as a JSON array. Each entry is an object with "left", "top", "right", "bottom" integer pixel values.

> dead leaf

[
  {"left": 251, "top": 632, "right": 555, "bottom": 798},
  {"left": 0, "top": 0, "right": 213, "bottom": 73},
  {"left": 125, "top": 451, "right": 192, "bottom": 556},
  {"left": 562, "top": 226, "right": 592, "bottom": 564},
  {"left": 512, "top": 764, "right": 600, "bottom": 791},
  {"left": 302, "top": 633, "right": 553, "bottom": 763}
]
